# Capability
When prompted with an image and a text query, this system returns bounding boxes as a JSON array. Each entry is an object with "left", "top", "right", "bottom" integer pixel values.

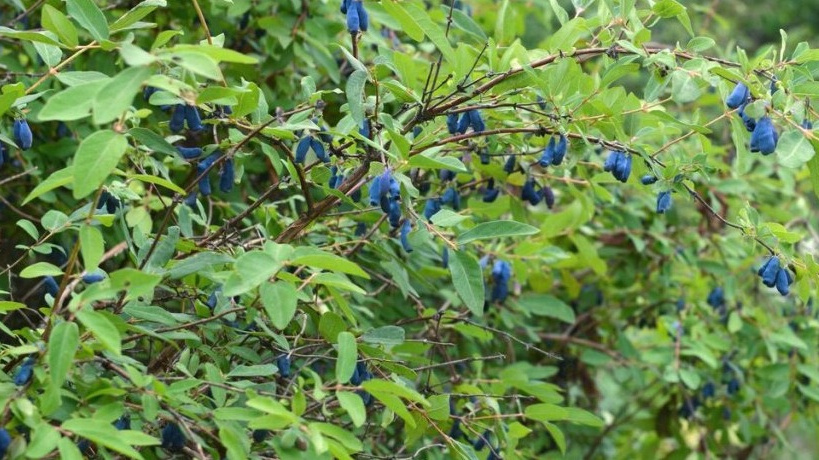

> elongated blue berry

[
  {"left": 13, "top": 119, "right": 32, "bottom": 150},
  {"left": 340, "top": 0, "right": 351, "bottom": 14},
  {"left": 400, "top": 219, "right": 413, "bottom": 253},
  {"left": 539, "top": 137, "right": 556, "bottom": 167},
  {"left": 656, "top": 191, "right": 672, "bottom": 214},
  {"left": 43, "top": 276, "right": 59, "bottom": 298},
  {"left": 750, "top": 116, "right": 777, "bottom": 155},
  {"left": 543, "top": 186, "right": 555, "bottom": 209},
  {"left": 82, "top": 273, "right": 105, "bottom": 284},
  {"left": 295, "top": 137, "right": 311, "bottom": 164},
  {"left": 368, "top": 175, "right": 383, "bottom": 206},
  {"left": 552, "top": 134, "right": 567, "bottom": 165},
  {"left": 219, "top": 158, "right": 234, "bottom": 193},
  {"left": 185, "top": 105, "right": 203, "bottom": 131},
  {"left": 355, "top": 0, "right": 369, "bottom": 32},
  {"left": 775, "top": 268, "right": 792, "bottom": 296},
  {"left": 13, "top": 356, "right": 35, "bottom": 386},
  {"left": 388, "top": 200, "right": 401, "bottom": 228},
  {"left": 491, "top": 260, "right": 512, "bottom": 303},
  {"left": 0, "top": 428, "right": 10, "bottom": 459},
  {"left": 640, "top": 174, "right": 658, "bottom": 185},
  {"left": 702, "top": 381, "right": 715, "bottom": 399},
  {"left": 442, "top": 247, "right": 449, "bottom": 268},
  {"left": 521, "top": 178, "right": 541, "bottom": 205},
  {"left": 758, "top": 256, "right": 780, "bottom": 288},
  {"left": 277, "top": 355, "right": 291, "bottom": 378},
  {"left": 442, "top": 187, "right": 461, "bottom": 210},
  {"left": 311, "top": 138, "right": 329, "bottom": 162},
  {"left": 359, "top": 120, "right": 370, "bottom": 138},
  {"left": 802, "top": 119, "right": 813, "bottom": 130},
  {"left": 169, "top": 105, "right": 186, "bottom": 133},
  {"left": 503, "top": 155, "right": 516, "bottom": 173},
  {"left": 603, "top": 151, "right": 618, "bottom": 172},
  {"left": 423, "top": 198, "right": 441, "bottom": 220},
  {"left": 468, "top": 109, "right": 485, "bottom": 132},
  {"left": 346, "top": 0, "right": 360, "bottom": 33},
  {"left": 725, "top": 82, "right": 749, "bottom": 109},
  {"left": 446, "top": 113, "right": 458, "bottom": 134},
  {"left": 456, "top": 112, "right": 470, "bottom": 134},
  {"left": 177, "top": 146, "right": 203, "bottom": 159},
  {"left": 161, "top": 423, "right": 186, "bottom": 452}
]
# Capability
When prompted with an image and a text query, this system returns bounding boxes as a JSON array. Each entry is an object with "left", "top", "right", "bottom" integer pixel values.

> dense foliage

[{"left": 1, "top": 0, "right": 818, "bottom": 458}]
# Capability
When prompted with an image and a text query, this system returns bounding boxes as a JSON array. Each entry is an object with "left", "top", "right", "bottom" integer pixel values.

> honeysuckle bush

[{"left": 0, "top": 0, "right": 818, "bottom": 458}]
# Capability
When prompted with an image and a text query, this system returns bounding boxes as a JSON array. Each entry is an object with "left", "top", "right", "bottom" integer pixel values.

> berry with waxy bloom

[
  {"left": 538, "top": 136, "right": 556, "bottom": 167},
  {"left": 775, "top": 268, "right": 793, "bottom": 296},
  {"left": 161, "top": 423, "right": 186, "bottom": 452},
  {"left": 0, "top": 428, "right": 11, "bottom": 459},
  {"left": 750, "top": 116, "right": 778, "bottom": 155},
  {"left": 490, "top": 260, "right": 512, "bottom": 303},
  {"left": 399, "top": 219, "right": 413, "bottom": 253},
  {"left": 757, "top": 256, "right": 780, "bottom": 288},
  {"left": 423, "top": 198, "right": 442, "bottom": 220},
  {"left": 656, "top": 191, "right": 672, "bottom": 214},
  {"left": 725, "top": 82, "right": 749, "bottom": 109},
  {"left": 13, "top": 356, "right": 36, "bottom": 386},
  {"left": 707, "top": 287, "right": 725, "bottom": 309},
  {"left": 277, "top": 355, "right": 291, "bottom": 378},
  {"left": 442, "top": 187, "right": 461, "bottom": 210},
  {"left": 219, "top": 158, "right": 234, "bottom": 193},
  {"left": 521, "top": 178, "right": 542, "bottom": 205},
  {"left": 503, "top": 155, "right": 516, "bottom": 173},
  {"left": 13, "top": 119, "right": 33, "bottom": 150},
  {"left": 169, "top": 105, "right": 186, "bottom": 133},
  {"left": 177, "top": 146, "right": 203, "bottom": 159},
  {"left": 185, "top": 105, "right": 203, "bottom": 131},
  {"left": 446, "top": 113, "right": 459, "bottom": 134},
  {"left": 640, "top": 174, "right": 658, "bottom": 185}
]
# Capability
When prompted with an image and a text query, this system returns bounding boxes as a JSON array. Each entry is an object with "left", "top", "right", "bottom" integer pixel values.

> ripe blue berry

[
  {"left": 160, "top": 423, "right": 186, "bottom": 452},
  {"left": 442, "top": 187, "right": 461, "bottom": 210},
  {"left": 640, "top": 174, "right": 658, "bottom": 185},
  {"left": 82, "top": 272, "right": 105, "bottom": 284},
  {"left": 13, "top": 356, "right": 36, "bottom": 386},
  {"left": 295, "top": 137, "right": 311, "bottom": 164},
  {"left": 707, "top": 287, "right": 725, "bottom": 309},
  {"left": 13, "top": 119, "right": 33, "bottom": 150},
  {"left": 521, "top": 178, "right": 542, "bottom": 205},
  {"left": 43, "top": 276, "right": 59, "bottom": 298},
  {"left": 446, "top": 113, "right": 459, "bottom": 134},
  {"left": 725, "top": 82, "right": 749, "bottom": 109},
  {"left": 538, "top": 136, "right": 556, "bottom": 167},
  {"left": 177, "top": 146, "right": 203, "bottom": 159},
  {"left": 185, "top": 105, "right": 203, "bottom": 131},
  {"left": 277, "top": 355, "right": 292, "bottom": 378},
  {"left": 169, "top": 105, "right": 186, "bottom": 133},
  {"left": 750, "top": 116, "right": 778, "bottom": 155},
  {"left": 656, "top": 191, "right": 672, "bottom": 214},
  {"left": 757, "top": 256, "right": 780, "bottom": 288},
  {"left": 503, "top": 155, "right": 516, "bottom": 174},
  {"left": 400, "top": 219, "right": 413, "bottom": 253},
  {"left": 775, "top": 268, "right": 793, "bottom": 296},
  {"left": 0, "top": 428, "right": 10, "bottom": 459},
  {"left": 219, "top": 158, "right": 234, "bottom": 193},
  {"left": 490, "top": 260, "right": 512, "bottom": 303},
  {"left": 310, "top": 138, "right": 329, "bottom": 163},
  {"left": 423, "top": 198, "right": 442, "bottom": 220}
]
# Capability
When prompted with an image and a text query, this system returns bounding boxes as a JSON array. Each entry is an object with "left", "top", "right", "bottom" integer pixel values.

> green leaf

[
  {"left": 430, "top": 209, "right": 471, "bottom": 227},
  {"left": 228, "top": 364, "right": 279, "bottom": 378},
  {"left": 79, "top": 225, "right": 104, "bottom": 272},
  {"left": 407, "top": 153, "right": 469, "bottom": 173},
  {"left": 346, "top": 69, "right": 368, "bottom": 126},
  {"left": 75, "top": 308, "right": 121, "bottom": 355},
  {"left": 129, "top": 174, "right": 186, "bottom": 195},
  {"left": 22, "top": 167, "right": 74, "bottom": 205},
  {"left": 42, "top": 5, "right": 78, "bottom": 48},
  {"left": 48, "top": 321, "right": 79, "bottom": 387},
  {"left": 319, "top": 311, "right": 346, "bottom": 343},
  {"left": 381, "top": 1, "right": 424, "bottom": 41},
  {"left": 336, "top": 391, "right": 366, "bottom": 427},
  {"left": 449, "top": 251, "right": 485, "bottom": 316},
  {"left": 524, "top": 403, "right": 569, "bottom": 422},
  {"left": 291, "top": 252, "right": 370, "bottom": 278},
  {"left": 336, "top": 332, "right": 357, "bottom": 384},
  {"left": 66, "top": 0, "right": 110, "bottom": 42},
  {"left": 129, "top": 127, "right": 178, "bottom": 156},
  {"left": 20, "top": 262, "right": 63, "bottom": 278},
  {"left": 543, "top": 422, "right": 566, "bottom": 454},
  {"left": 361, "top": 326, "right": 405, "bottom": 345},
  {"left": 403, "top": 3, "right": 455, "bottom": 63},
  {"left": 807, "top": 148, "right": 819, "bottom": 198},
  {"left": 109, "top": 0, "right": 167, "bottom": 33},
  {"left": 72, "top": 130, "right": 128, "bottom": 199},
  {"left": 93, "top": 66, "right": 154, "bottom": 124},
  {"left": 778, "top": 130, "right": 815, "bottom": 168},
  {"left": 362, "top": 380, "right": 429, "bottom": 406},
  {"left": 62, "top": 418, "right": 151, "bottom": 459},
  {"left": 458, "top": 220, "right": 540, "bottom": 244},
  {"left": 670, "top": 70, "right": 701, "bottom": 103},
  {"left": 38, "top": 79, "right": 108, "bottom": 121},
  {"left": 261, "top": 281, "right": 299, "bottom": 330},
  {"left": 515, "top": 294, "right": 576, "bottom": 324}
]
